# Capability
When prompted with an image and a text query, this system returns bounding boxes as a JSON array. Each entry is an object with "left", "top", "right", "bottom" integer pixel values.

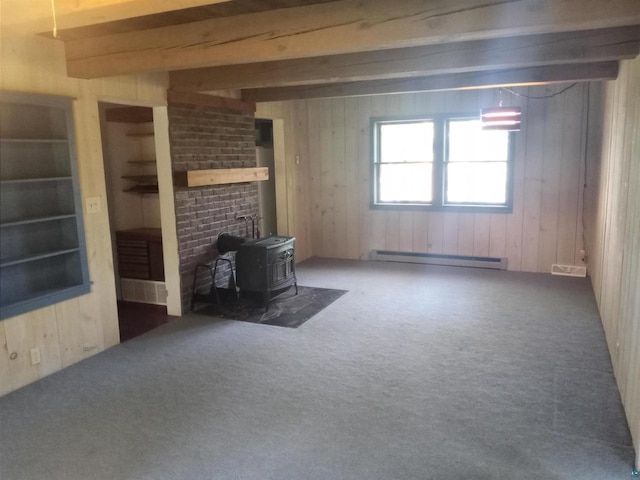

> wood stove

[{"left": 235, "top": 236, "right": 297, "bottom": 310}]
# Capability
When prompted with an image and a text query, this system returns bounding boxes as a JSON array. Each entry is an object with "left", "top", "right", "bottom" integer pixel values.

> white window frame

[{"left": 371, "top": 114, "right": 515, "bottom": 213}]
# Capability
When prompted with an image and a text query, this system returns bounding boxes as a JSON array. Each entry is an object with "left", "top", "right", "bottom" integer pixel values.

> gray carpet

[{"left": 0, "top": 258, "right": 634, "bottom": 479}]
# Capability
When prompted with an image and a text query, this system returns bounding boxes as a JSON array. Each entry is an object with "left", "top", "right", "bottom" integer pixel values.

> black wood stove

[{"left": 235, "top": 236, "right": 298, "bottom": 310}]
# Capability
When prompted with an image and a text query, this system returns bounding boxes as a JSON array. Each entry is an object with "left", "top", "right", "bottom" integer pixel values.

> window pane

[
  {"left": 379, "top": 163, "right": 432, "bottom": 203},
  {"left": 446, "top": 162, "right": 507, "bottom": 204},
  {"left": 380, "top": 122, "right": 434, "bottom": 163},
  {"left": 449, "top": 120, "right": 509, "bottom": 162}
]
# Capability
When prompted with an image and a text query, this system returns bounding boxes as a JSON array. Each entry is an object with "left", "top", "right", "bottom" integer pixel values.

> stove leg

[{"left": 263, "top": 290, "right": 269, "bottom": 312}]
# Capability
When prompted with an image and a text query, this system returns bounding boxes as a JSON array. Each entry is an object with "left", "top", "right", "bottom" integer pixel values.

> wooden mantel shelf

[{"left": 175, "top": 167, "right": 269, "bottom": 187}]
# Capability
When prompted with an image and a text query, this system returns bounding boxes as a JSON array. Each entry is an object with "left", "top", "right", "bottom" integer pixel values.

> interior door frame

[
  {"left": 96, "top": 97, "right": 182, "bottom": 317},
  {"left": 256, "top": 116, "right": 290, "bottom": 236}
]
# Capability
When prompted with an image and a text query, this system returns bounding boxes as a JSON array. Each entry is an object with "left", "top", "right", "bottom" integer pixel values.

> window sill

[{"left": 371, "top": 203, "right": 513, "bottom": 214}]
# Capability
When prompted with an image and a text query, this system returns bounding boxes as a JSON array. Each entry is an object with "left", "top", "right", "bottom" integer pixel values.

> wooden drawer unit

[{"left": 116, "top": 228, "right": 164, "bottom": 281}]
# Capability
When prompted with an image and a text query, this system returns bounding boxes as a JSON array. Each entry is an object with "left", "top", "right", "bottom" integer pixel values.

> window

[{"left": 372, "top": 115, "right": 514, "bottom": 212}]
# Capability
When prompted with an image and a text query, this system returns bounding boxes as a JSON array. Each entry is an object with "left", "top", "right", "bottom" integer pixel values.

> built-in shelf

[
  {"left": 128, "top": 160, "right": 157, "bottom": 166},
  {"left": 0, "top": 176, "right": 72, "bottom": 185},
  {"left": 0, "top": 138, "right": 68, "bottom": 144},
  {"left": 126, "top": 132, "right": 154, "bottom": 138},
  {"left": 122, "top": 175, "right": 158, "bottom": 182},
  {"left": 1, "top": 92, "right": 90, "bottom": 320},
  {"left": 5, "top": 284, "right": 90, "bottom": 310},
  {"left": 0, "top": 213, "right": 77, "bottom": 228},
  {"left": 122, "top": 172, "right": 158, "bottom": 194},
  {"left": 123, "top": 185, "right": 159, "bottom": 194},
  {"left": 175, "top": 167, "right": 269, "bottom": 187},
  {"left": 122, "top": 133, "right": 157, "bottom": 195},
  {"left": 0, "top": 248, "right": 80, "bottom": 268}
]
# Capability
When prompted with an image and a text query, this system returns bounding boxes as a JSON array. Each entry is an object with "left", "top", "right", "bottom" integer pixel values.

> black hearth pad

[{"left": 196, "top": 286, "right": 347, "bottom": 328}]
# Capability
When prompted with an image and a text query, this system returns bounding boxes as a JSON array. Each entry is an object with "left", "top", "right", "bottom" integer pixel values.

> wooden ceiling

[
  {"left": 3, "top": 0, "right": 640, "bottom": 102},
  {"left": 52, "top": 0, "right": 339, "bottom": 41}
]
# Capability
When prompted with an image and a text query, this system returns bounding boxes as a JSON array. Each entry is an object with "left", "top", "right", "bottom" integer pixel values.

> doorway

[
  {"left": 98, "top": 103, "right": 177, "bottom": 341},
  {"left": 255, "top": 117, "right": 289, "bottom": 237},
  {"left": 255, "top": 119, "right": 277, "bottom": 237}
]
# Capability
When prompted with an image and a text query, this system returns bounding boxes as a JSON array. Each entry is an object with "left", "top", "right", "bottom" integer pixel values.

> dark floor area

[
  {"left": 197, "top": 286, "right": 347, "bottom": 328},
  {"left": 117, "top": 301, "right": 176, "bottom": 342}
]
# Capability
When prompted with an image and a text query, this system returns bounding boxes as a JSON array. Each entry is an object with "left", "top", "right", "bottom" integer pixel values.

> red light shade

[{"left": 481, "top": 107, "right": 522, "bottom": 131}]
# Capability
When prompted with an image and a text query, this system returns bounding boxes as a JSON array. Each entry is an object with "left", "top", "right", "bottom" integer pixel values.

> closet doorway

[{"left": 98, "top": 103, "right": 178, "bottom": 341}]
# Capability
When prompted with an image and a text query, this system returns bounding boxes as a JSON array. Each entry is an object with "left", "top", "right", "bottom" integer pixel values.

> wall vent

[
  {"left": 370, "top": 250, "right": 508, "bottom": 270},
  {"left": 120, "top": 279, "right": 168, "bottom": 305},
  {"left": 551, "top": 264, "right": 587, "bottom": 277}
]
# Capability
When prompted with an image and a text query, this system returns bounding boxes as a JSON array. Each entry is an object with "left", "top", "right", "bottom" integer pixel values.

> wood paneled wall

[
  {"left": 584, "top": 57, "right": 640, "bottom": 469},
  {"left": 258, "top": 84, "right": 592, "bottom": 272},
  {"left": 0, "top": 35, "right": 168, "bottom": 395}
]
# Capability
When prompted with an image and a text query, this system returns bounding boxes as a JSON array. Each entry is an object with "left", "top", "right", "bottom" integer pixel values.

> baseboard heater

[{"left": 370, "top": 250, "right": 508, "bottom": 270}]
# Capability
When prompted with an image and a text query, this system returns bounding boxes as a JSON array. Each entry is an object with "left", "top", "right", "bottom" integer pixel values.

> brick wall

[{"left": 168, "top": 101, "right": 258, "bottom": 313}]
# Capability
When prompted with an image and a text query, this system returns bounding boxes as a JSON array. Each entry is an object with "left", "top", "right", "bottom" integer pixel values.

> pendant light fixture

[{"left": 481, "top": 88, "right": 521, "bottom": 131}]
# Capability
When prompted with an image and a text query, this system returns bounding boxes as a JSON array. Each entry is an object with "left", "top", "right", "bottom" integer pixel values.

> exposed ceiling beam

[
  {"left": 65, "top": 0, "right": 640, "bottom": 79},
  {"left": 170, "top": 27, "right": 640, "bottom": 91},
  {"left": 167, "top": 91, "right": 256, "bottom": 114},
  {"left": 0, "top": 0, "right": 232, "bottom": 37},
  {"left": 241, "top": 62, "right": 619, "bottom": 102}
]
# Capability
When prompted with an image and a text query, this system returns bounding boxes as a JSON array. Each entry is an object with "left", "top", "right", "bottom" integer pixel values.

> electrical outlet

[
  {"left": 30, "top": 347, "right": 41, "bottom": 366},
  {"left": 85, "top": 196, "right": 101, "bottom": 214}
]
